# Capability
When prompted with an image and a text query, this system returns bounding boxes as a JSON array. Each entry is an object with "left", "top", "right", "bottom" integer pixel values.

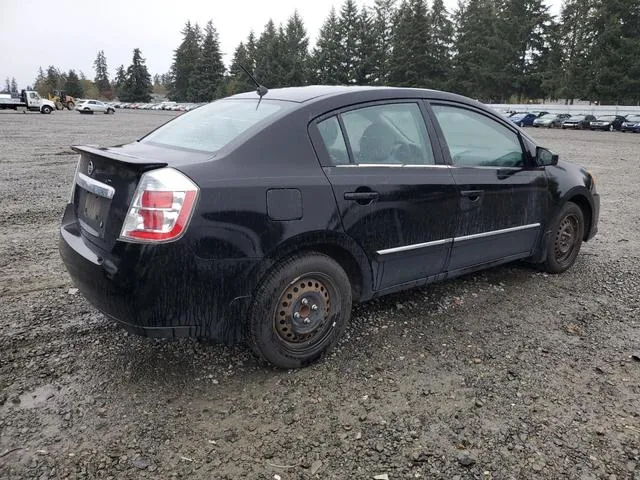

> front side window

[
  {"left": 142, "top": 99, "right": 290, "bottom": 153},
  {"left": 432, "top": 105, "right": 524, "bottom": 168},
  {"left": 340, "top": 103, "right": 434, "bottom": 165}
]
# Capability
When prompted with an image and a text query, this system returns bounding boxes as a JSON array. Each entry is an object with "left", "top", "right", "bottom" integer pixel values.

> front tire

[
  {"left": 41, "top": 105, "right": 52, "bottom": 114},
  {"left": 247, "top": 253, "right": 352, "bottom": 369},
  {"left": 542, "top": 202, "right": 584, "bottom": 274}
]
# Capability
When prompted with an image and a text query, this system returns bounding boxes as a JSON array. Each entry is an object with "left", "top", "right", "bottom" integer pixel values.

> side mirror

[{"left": 536, "top": 147, "right": 558, "bottom": 166}]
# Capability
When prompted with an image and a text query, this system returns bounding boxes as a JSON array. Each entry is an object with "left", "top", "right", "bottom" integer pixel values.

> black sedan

[
  {"left": 562, "top": 114, "right": 596, "bottom": 129},
  {"left": 589, "top": 115, "right": 626, "bottom": 131},
  {"left": 60, "top": 86, "right": 600, "bottom": 368}
]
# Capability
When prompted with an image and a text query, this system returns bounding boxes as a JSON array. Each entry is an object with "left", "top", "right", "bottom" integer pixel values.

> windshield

[
  {"left": 596, "top": 115, "right": 615, "bottom": 121},
  {"left": 568, "top": 116, "right": 585, "bottom": 121},
  {"left": 540, "top": 114, "right": 556, "bottom": 119},
  {"left": 142, "top": 99, "right": 290, "bottom": 152},
  {"left": 626, "top": 115, "right": 640, "bottom": 121},
  {"left": 511, "top": 113, "right": 526, "bottom": 119}
]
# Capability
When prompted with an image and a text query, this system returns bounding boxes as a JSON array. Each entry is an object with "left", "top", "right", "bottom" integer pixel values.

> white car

[{"left": 75, "top": 100, "right": 115, "bottom": 114}]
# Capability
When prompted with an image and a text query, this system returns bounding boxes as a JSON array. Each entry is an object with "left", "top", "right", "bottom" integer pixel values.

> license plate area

[{"left": 77, "top": 188, "right": 111, "bottom": 238}]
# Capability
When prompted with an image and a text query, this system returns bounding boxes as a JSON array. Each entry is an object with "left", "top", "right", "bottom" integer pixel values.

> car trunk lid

[{"left": 70, "top": 143, "right": 210, "bottom": 251}]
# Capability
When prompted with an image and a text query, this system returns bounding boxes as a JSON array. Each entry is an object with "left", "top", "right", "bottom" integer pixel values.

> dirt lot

[{"left": 1, "top": 109, "right": 639, "bottom": 480}]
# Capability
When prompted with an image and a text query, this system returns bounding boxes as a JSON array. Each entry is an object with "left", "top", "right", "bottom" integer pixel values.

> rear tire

[
  {"left": 542, "top": 202, "right": 584, "bottom": 274},
  {"left": 247, "top": 253, "right": 352, "bottom": 369}
]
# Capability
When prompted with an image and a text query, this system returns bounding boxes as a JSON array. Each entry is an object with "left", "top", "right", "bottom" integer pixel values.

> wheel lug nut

[
  {"left": 303, "top": 317, "right": 310, "bottom": 324},
  {"left": 301, "top": 298, "right": 309, "bottom": 306},
  {"left": 311, "top": 304, "right": 318, "bottom": 311},
  {"left": 294, "top": 312, "right": 301, "bottom": 319}
]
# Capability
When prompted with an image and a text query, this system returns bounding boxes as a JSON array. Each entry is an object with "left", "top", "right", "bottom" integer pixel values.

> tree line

[
  {"left": 28, "top": 48, "right": 153, "bottom": 102},
  {"left": 10, "top": 0, "right": 639, "bottom": 104}
]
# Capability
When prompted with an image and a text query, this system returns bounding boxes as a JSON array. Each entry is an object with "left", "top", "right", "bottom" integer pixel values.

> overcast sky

[{"left": 1, "top": 0, "right": 562, "bottom": 89}]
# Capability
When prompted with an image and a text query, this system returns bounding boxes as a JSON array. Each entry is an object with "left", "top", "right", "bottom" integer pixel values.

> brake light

[{"left": 120, "top": 168, "right": 199, "bottom": 243}]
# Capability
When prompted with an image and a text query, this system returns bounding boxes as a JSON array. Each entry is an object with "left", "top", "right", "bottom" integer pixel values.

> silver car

[{"left": 75, "top": 100, "right": 115, "bottom": 114}]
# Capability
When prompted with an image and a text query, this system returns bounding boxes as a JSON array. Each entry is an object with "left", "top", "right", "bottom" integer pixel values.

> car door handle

[
  {"left": 344, "top": 191, "right": 379, "bottom": 201},
  {"left": 460, "top": 190, "right": 484, "bottom": 202}
]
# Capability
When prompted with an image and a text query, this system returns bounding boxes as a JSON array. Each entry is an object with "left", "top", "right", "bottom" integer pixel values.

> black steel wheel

[
  {"left": 247, "top": 253, "right": 352, "bottom": 368},
  {"left": 542, "top": 202, "right": 584, "bottom": 273}
]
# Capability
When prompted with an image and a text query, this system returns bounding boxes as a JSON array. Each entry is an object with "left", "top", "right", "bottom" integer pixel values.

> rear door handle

[
  {"left": 460, "top": 190, "right": 484, "bottom": 202},
  {"left": 344, "top": 191, "right": 380, "bottom": 201}
]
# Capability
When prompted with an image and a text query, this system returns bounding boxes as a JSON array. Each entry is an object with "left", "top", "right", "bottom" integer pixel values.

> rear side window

[
  {"left": 142, "top": 99, "right": 289, "bottom": 153},
  {"left": 432, "top": 105, "right": 524, "bottom": 168},
  {"left": 317, "top": 117, "right": 349, "bottom": 165}
]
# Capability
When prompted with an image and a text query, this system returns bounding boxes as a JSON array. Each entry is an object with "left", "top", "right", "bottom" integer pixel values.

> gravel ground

[{"left": 1, "top": 109, "right": 639, "bottom": 480}]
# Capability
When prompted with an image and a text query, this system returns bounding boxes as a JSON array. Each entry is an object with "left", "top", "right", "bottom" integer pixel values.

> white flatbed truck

[{"left": 0, "top": 90, "right": 56, "bottom": 113}]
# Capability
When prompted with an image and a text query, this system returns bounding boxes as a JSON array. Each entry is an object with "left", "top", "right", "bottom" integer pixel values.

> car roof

[{"left": 229, "top": 85, "right": 470, "bottom": 104}]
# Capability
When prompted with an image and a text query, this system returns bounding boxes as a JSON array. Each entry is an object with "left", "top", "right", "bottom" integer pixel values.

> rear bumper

[{"left": 59, "top": 205, "right": 257, "bottom": 343}]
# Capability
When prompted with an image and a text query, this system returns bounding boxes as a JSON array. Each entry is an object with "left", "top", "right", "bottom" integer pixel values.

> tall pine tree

[
  {"left": 120, "top": 48, "right": 152, "bottom": 102},
  {"left": 254, "top": 20, "right": 285, "bottom": 88},
  {"left": 190, "top": 20, "right": 225, "bottom": 101},
  {"left": 311, "top": 8, "right": 343, "bottom": 84},
  {"left": 389, "top": 0, "right": 431, "bottom": 88},
  {"left": 64, "top": 70, "right": 84, "bottom": 98},
  {"left": 170, "top": 22, "right": 202, "bottom": 101},
  {"left": 280, "top": 11, "right": 310, "bottom": 87},
  {"left": 93, "top": 50, "right": 111, "bottom": 95},
  {"left": 428, "top": 0, "right": 454, "bottom": 90},
  {"left": 371, "top": 0, "right": 397, "bottom": 85},
  {"left": 337, "top": 0, "right": 361, "bottom": 84}
]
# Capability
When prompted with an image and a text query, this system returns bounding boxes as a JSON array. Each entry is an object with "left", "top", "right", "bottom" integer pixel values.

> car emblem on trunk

[{"left": 87, "top": 161, "right": 94, "bottom": 176}]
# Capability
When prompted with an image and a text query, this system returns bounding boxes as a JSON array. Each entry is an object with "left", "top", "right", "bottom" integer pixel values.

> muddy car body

[{"left": 60, "top": 86, "right": 600, "bottom": 368}]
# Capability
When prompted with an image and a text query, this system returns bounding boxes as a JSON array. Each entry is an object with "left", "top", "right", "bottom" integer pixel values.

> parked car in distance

[
  {"left": 561, "top": 114, "right": 596, "bottom": 129},
  {"left": 509, "top": 112, "right": 538, "bottom": 127},
  {"left": 533, "top": 113, "right": 570, "bottom": 128},
  {"left": 59, "top": 85, "right": 600, "bottom": 369},
  {"left": 621, "top": 114, "right": 640, "bottom": 133},
  {"left": 589, "top": 115, "right": 626, "bottom": 131},
  {"left": 529, "top": 110, "right": 549, "bottom": 117},
  {"left": 75, "top": 100, "right": 115, "bottom": 114}
]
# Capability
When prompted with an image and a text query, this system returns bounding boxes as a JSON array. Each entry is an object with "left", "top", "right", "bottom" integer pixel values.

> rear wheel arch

[{"left": 252, "top": 233, "right": 373, "bottom": 303}]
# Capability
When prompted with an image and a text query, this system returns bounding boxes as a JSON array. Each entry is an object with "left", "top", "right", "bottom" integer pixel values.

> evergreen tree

[
  {"left": 451, "top": 0, "right": 511, "bottom": 101},
  {"left": 499, "top": 0, "right": 552, "bottom": 101},
  {"left": 34, "top": 67, "right": 47, "bottom": 95},
  {"left": 170, "top": 21, "right": 202, "bottom": 101},
  {"left": 64, "top": 70, "right": 84, "bottom": 98},
  {"left": 588, "top": 0, "right": 640, "bottom": 104},
  {"left": 539, "top": 21, "right": 565, "bottom": 100},
  {"left": 428, "top": 0, "right": 454, "bottom": 90},
  {"left": 371, "top": 0, "right": 397, "bottom": 85},
  {"left": 3, "top": 78, "right": 9, "bottom": 93},
  {"left": 389, "top": 0, "right": 431, "bottom": 88},
  {"left": 93, "top": 50, "right": 111, "bottom": 93},
  {"left": 254, "top": 20, "right": 285, "bottom": 88},
  {"left": 355, "top": 7, "right": 377, "bottom": 85},
  {"left": 120, "top": 48, "right": 153, "bottom": 102},
  {"left": 337, "top": 0, "right": 361, "bottom": 84},
  {"left": 557, "top": 0, "right": 596, "bottom": 103},
  {"left": 114, "top": 65, "right": 126, "bottom": 97},
  {"left": 45, "top": 65, "right": 63, "bottom": 93},
  {"left": 280, "top": 11, "right": 309, "bottom": 87},
  {"left": 10, "top": 77, "right": 18, "bottom": 96},
  {"left": 190, "top": 20, "right": 225, "bottom": 101},
  {"left": 311, "top": 8, "right": 343, "bottom": 84}
]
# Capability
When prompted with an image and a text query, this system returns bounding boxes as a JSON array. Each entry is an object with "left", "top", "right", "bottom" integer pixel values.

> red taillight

[
  {"left": 141, "top": 190, "right": 173, "bottom": 209},
  {"left": 120, "top": 168, "right": 199, "bottom": 243}
]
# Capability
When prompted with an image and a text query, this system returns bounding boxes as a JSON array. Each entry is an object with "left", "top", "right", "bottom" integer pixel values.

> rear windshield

[
  {"left": 596, "top": 115, "right": 615, "bottom": 120},
  {"left": 540, "top": 114, "right": 556, "bottom": 119},
  {"left": 142, "top": 99, "right": 290, "bottom": 152},
  {"left": 568, "top": 115, "right": 585, "bottom": 121}
]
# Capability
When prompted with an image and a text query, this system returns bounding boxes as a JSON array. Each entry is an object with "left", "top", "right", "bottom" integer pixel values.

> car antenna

[{"left": 238, "top": 65, "right": 268, "bottom": 109}]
